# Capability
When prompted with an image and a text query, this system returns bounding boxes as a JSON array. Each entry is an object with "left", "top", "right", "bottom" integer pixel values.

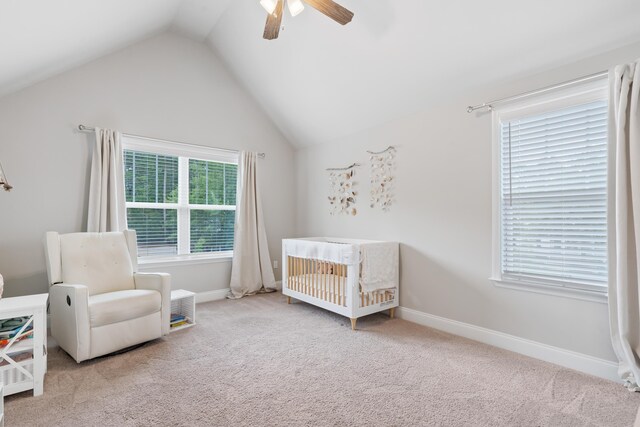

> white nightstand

[
  {"left": 170, "top": 290, "right": 196, "bottom": 332},
  {"left": 0, "top": 293, "right": 48, "bottom": 397}
]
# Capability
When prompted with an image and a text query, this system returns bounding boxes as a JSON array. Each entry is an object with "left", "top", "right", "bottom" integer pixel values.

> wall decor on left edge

[
  {"left": 327, "top": 163, "right": 360, "bottom": 216},
  {"left": 0, "top": 160, "right": 13, "bottom": 191}
]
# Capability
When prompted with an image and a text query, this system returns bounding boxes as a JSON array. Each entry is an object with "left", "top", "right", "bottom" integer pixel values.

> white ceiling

[
  {"left": 0, "top": 0, "right": 181, "bottom": 97},
  {"left": 207, "top": 0, "right": 640, "bottom": 146},
  {"left": 1, "top": 0, "right": 640, "bottom": 146}
]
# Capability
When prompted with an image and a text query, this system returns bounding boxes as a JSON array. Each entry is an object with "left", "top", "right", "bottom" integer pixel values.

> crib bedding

[{"left": 359, "top": 242, "right": 399, "bottom": 292}]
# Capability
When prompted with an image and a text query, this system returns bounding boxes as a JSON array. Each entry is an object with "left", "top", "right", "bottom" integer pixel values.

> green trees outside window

[{"left": 124, "top": 150, "right": 237, "bottom": 258}]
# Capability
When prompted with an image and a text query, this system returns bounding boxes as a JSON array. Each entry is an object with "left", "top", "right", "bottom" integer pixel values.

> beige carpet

[{"left": 5, "top": 292, "right": 640, "bottom": 426}]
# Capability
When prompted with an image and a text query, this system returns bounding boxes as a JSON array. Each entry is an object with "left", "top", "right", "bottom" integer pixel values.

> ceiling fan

[{"left": 260, "top": 0, "right": 354, "bottom": 40}]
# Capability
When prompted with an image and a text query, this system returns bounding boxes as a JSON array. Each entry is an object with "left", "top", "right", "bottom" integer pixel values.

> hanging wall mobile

[
  {"left": 368, "top": 146, "right": 396, "bottom": 211},
  {"left": 327, "top": 163, "right": 360, "bottom": 216}
]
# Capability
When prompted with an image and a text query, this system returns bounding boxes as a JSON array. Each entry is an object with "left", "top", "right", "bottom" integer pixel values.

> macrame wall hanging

[
  {"left": 368, "top": 146, "right": 396, "bottom": 211},
  {"left": 327, "top": 163, "right": 360, "bottom": 215}
]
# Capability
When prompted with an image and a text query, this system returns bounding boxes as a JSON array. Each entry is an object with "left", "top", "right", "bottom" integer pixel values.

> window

[
  {"left": 122, "top": 136, "right": 238, "bottom": 262},
  {"left": 491, "top": 81, "right": 608, "bottom": 300}
]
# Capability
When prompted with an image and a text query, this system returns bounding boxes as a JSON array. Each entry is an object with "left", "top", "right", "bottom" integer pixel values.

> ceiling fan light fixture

[
  {"left": 287, "top": 0, "right": 305, "bottom": 17},
  {"left": 263, "top": 0, "right": 353, "bottom": 40},
  {"left": 260, "top": 0, "right": 278, "bottom": 15}
]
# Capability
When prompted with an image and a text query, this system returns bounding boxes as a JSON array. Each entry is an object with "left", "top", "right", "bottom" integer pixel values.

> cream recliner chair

[{"left": 44, "top": 230, "right": 170, "bottom": 362}]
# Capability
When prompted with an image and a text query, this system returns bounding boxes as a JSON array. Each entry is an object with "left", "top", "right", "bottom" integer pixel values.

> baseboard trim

[
  {"left": 196, "top": 282, "right": 282, "bottom": 303},
  {"left": 397, "top": 306, "right": 620, "bottom": 383},
  {"left": 196, "top": 288, "right": 230, "bottom": 303}
]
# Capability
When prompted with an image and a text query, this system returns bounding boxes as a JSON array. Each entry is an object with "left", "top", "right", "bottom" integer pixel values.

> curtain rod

[
  {"left": 77, "top": 125, "right": 265, "bottom": 159},
  {"left": 466, "top": 70, "right": 608, "bottom": 113}
]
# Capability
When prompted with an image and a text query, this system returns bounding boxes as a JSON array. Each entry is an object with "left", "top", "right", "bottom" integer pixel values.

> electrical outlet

[{"left": 273, "top": 260, "right": 278, "bottom": 269}]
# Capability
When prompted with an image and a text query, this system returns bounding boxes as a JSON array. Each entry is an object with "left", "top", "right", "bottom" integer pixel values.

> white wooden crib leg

[
  {"left": 350, "top": 318, "right": 357, "bottom": 330},
  {"left": 389, "top": 307, "right": 395, "bottom": 319},
  {"left": 287, "top": 296, "right": 291, "bottom": 304}
]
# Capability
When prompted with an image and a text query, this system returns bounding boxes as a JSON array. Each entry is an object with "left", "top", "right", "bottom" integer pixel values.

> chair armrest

[
  {"left": 134, "top": 272, "right": 171, "bottom": 336},
  {"left": 49, "top": 284, "right": 90, "bottom": 363}
]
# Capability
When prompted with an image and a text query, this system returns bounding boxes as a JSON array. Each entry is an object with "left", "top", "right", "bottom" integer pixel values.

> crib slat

[
  {"left": 292, "top": 257, "right": 296, "bottom": 292},
  {"left": 309, "top": 259, "right": 312, "bottom": 296},
  {"left": 309, "top": 259, "right": 313, "bottom": 297},
  {"left": 327, "top": 264, "right": 335, "bottom": 303},
  {"left": 325, "top": 262, "right": 329, "bottom": 302},
  {"left": 308, "top": 259, "right": 312, "bottom": 296},
  {"left": 298, "top": 257, "right": 302, "bottom": 293},
  {"left": 332, "top": 264, "right": 336, "bottom": 305},
  {"left": 320, "top": 262, "right": 323, "bottom": 301},
  {"left": 336, "top": 264, "right": 340, "bottom": 305},
  {"left": 305, "top": 258, "right": 309, "bottom": 295},
  {"left": 318, "top": 260, "right": 321, "bottom": 298},
  {"left": 340, "top": 264, "right": 344, "bottom": 306},
  {"left": 334, "top": 263, "right": 337, "bottom": 305},
  {"left": 298, "top": 257, "right": 302, "bottom": 292},
  {"left": 313, "top": 259, "right": 317, "bottom": 298},
  {"left": 338, "top": 264, "right": 341, "bottom": 305},
  {"left": 296, "top": 258, "right": 304, "bottom": 292},
  {"left": 323, "top": 263, "right": 327, "bottom": 302},
  {"left": 337, "top": 264, "right": 340, "bottom": 305}
]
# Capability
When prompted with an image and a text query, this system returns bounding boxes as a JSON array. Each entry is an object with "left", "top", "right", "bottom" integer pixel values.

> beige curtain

[
  {"left": 608, "top": 60, "right": 640, "bottom": 391},
  {"left": 87, "top": 128, "right": 127, "bottom": 232},
  {"left": 229, "top": 151, "right": 276, "bottom": 299}
]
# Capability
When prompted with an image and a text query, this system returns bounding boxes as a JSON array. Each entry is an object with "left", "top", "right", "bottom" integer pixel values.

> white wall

[
  {"left": 295, "top": 41, "right": 640, "bottom": 362},
  {"left": 0, "top": 32, "right": 296, "bottom": 297}
]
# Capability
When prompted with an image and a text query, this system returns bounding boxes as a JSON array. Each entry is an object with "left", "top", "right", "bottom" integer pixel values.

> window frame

[
  {"left": 122, "top": 135, "right": 238, "bottom": 266},
  {"left": 490, "top": 79, "right": 609, "bottom": 303}
]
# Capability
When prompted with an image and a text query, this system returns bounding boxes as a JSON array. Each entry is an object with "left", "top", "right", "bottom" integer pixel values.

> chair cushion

[
  {"left": 60, "top": 232, "right": 136, "bottom": 296},
  {"left": 89, "top": 290, "right": 161, "bottom": 327}
]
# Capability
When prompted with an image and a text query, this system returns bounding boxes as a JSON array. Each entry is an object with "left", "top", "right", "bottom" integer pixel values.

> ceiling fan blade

[
  {"left": 303, "top": 0, "right": 354, "bottom": 25},
  {"left": 263, "top": 0, "right": 285, "bottom": 40}
]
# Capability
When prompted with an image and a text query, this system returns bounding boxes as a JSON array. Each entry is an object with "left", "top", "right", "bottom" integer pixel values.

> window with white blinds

[
  {"left": 122, "top": 136, "right": 237, "bottom": 261},
  {"left": 494, "top": 88, "right": 608, "bottom": 295}
]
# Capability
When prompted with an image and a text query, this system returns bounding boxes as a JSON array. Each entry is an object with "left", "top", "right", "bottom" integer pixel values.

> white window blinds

[
  {"left": 500, "top": 99, "right": 608, "bottom": 290},
  {"left": 125, "top": 151, "right": 179, "bottom": 257},
  {"left": 123, "top": 137, "right": 238, "bottom": 261}
]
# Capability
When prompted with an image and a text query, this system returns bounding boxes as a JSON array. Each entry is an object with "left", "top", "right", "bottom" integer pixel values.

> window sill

[
  {"left": 138, "top": 252, "right": 233, "bottom": 268},
  {"left": 489, "top": 277, "right": 608, "bottom": 304}
]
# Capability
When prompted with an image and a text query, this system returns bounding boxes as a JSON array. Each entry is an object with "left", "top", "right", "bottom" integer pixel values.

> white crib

[{"left": 282, "top": 238, "right": 399, "bottom": 330}]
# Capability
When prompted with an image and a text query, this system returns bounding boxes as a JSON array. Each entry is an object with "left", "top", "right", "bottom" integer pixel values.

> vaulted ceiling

[{"left": 1, "top": 0, "right": 640, "bottom": 146}]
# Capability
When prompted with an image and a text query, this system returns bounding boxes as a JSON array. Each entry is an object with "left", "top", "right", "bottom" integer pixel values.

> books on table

[{"left": 170, "top": 313, "right": 191, "bottom": 329}]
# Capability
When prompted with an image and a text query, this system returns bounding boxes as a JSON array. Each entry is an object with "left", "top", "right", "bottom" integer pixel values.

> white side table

[
  {"left": 0, "top": 293, "right": 48, "bottom": 397},
  {"left": 170, "top": 290, "right": 196, "bottom": 332}
]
